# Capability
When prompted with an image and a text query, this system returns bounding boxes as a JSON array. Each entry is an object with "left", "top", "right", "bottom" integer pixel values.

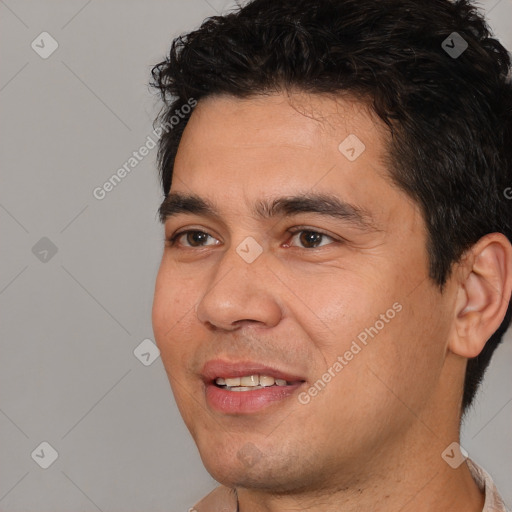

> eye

[
  {"left": 168, "top": 230, "right": 220, "bottom": 248},
  {"left": 166, "top": 228, "right": 338, "bottom": 249},
  {"left": 287, "top": 229, "right": 336, "bottom": 249}
]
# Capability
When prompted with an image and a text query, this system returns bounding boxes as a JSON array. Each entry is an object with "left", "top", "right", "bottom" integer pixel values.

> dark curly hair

[{"left": 150, "top": 0, "right": 512, "bottom": 414}]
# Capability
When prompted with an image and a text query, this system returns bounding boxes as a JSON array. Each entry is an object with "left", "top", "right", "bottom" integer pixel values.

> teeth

[
  {"left": 224, "top": 377, "right": 241, "bottom": 386},
  {"left": 259, "top": 375, "right": 275, "bottom": 387},
  {"left": 240, "top": 375, "right": 259, "bottom": 386},
  {"left": 214, "top": 374, "right": 289, "bottom": 388}
]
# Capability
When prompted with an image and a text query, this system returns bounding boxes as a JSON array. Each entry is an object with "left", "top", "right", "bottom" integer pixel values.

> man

[{"left": 150, "top": 0, "right": 512, "bottom": 510}]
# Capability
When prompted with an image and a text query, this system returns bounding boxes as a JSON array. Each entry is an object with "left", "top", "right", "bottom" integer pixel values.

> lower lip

[{"left": 205, "top": 382, "right": 304, "bottom": 414}]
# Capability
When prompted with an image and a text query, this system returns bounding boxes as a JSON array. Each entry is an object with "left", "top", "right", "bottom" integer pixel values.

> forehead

[
  {"left": 179, "top": 91, "right": 383, "bottom": 153},
  {"left": 171, "top": 92, "right": 392, "bottom": 202}
]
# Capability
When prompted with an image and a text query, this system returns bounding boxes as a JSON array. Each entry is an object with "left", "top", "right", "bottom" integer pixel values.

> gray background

[{"left": 0, "top": 0, "right": 511, "bottom": 511}]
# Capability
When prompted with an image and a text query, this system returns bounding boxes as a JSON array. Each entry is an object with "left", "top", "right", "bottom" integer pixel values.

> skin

[{"left": 152, "top": 91, "right": 512, "bottom": 512}]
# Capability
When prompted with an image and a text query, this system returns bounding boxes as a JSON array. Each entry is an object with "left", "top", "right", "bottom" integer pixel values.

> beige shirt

[{"left": 192, "top": 459, "right": 510, "bottom": 512}]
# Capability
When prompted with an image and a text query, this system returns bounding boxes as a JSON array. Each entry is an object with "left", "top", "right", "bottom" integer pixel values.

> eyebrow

[{"left": 159, "top": 192, "right": 380, "bottom": 232}]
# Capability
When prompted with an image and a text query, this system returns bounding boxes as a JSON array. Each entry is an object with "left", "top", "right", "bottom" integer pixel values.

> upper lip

[{"left": 201, "top": 359, "right": 306, "bottom": 383}]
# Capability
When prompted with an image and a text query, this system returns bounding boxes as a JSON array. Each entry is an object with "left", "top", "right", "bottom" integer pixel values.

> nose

[{"left": 195, "top": 243, "right": 283, "bottom": 331}]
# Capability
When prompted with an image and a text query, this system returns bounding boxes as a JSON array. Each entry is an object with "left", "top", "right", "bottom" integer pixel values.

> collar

[{"left": 192, "top": 485, "right": 237, "bottom": 512}]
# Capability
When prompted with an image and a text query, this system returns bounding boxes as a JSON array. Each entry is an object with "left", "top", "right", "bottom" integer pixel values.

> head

[{"left": 151, "top": 0, "right": 512, "bottom": 493}]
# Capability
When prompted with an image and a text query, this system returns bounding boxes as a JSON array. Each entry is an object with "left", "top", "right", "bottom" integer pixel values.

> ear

[{"left": 450, "top": 233, "right": 512, "bottom": 358}]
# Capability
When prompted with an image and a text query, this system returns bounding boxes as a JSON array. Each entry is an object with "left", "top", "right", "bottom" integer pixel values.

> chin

[{"left": 197, "top": 439, "right": 315, "bottom": 494}]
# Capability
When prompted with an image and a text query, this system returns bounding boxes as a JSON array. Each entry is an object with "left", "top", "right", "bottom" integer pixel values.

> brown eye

[
  {"left": 170, "top": 230, "right": 219, "bottom": 248},
  {"left": 185, "top": 231, "right": 210, "bottom": 247},
  {"left": 289, "top": 230, "right": 334, "bottom": 248}
]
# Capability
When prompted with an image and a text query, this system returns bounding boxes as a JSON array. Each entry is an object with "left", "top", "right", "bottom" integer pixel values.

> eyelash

[{"left": 166, "top": 227, "right": 339, "bottom": 249}]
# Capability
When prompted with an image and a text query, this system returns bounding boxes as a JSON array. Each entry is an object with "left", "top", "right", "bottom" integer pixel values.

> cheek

[
  {"left": 358, "top": 286, "right": 450, "bottom": 411},
  {"left": 152, "top": 268, "right": 175, "bottom": 341},
  {"left": 298, "top": 261, "right": 444, "bottom": 403},
  {"left": 152, "top": 262, "right": 199, "bottom": 366},
  {"left": 153, "top": 256, "right": 199, "bottom": 322},
  {"left": 286, "top": 262, "right": 398, "bottom": 351},
  {"left": 400, "top": 290, "right": 451, "bottom": 370},
  {"left": 152, "top": 274, "right": 200, "bottom": 425}
]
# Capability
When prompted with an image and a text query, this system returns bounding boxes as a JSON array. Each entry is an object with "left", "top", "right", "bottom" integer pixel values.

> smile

[
  {"left": 215, "top": 374, "right": 299, "bottom": 391},
  {"left": 202, "top": 360, "right": 307, "bottom": 413}
]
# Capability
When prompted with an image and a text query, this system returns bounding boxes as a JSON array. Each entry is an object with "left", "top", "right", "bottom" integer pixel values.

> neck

[{"left": 236, "top": 428, "right": 484, "bottom": 512}]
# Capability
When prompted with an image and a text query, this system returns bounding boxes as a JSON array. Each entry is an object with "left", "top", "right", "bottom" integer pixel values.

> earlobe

[{"left": 450, "top": 233, "right": 512, "bottom": 359}]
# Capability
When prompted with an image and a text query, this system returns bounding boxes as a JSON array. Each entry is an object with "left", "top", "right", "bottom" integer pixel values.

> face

[{"left": 152, "top": 92, "right": 456, "bottom": 492}]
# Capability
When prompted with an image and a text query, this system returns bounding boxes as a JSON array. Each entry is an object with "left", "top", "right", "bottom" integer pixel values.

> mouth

[
  {"left": 214, "top": 374, "right": 304, "bottom": 392},
  {"left": 202, "top": 360, "right": 307, "bottom": 414}
]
